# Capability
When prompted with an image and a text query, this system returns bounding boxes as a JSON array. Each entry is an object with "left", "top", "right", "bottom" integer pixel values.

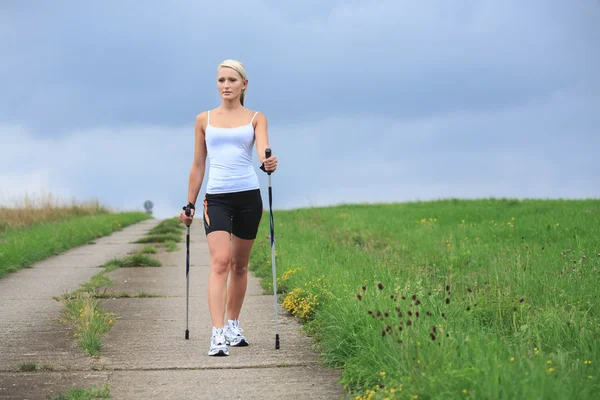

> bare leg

[
  {"left": 206, "top": 231, "right": 232, "bottom": 329},
  {"left": 226, "top": 234, "right": 255, "bottom": 321}
]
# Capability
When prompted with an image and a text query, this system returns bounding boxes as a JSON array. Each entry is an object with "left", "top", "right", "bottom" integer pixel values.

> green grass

[
  {"left": 50, "top": 384, "right": 110, "bottom": 400},
  {"left": 147, "top": 217, "right": 185, "bottom": 236},
  {"left": 134, "top": 217, "right": 184, "bottom": 251},
  {"left": 139, "top": 245, "right": 157, "bottom": 254},
  {"left": 0, "top": 212, "right": 151, "bottom": 279},
  {"left": 19, "top": 362, "right": 37, "bottom": 372},
  {"left": 248, "top": 198, "right": 600, "bottom": 400},
  {"left": 134, "top": 233, "right": 181, "bottom": 244},
  {"left": 164, "top": 240, "right": 178, "bottom": 252},
  {"left": 60, "top": 294, "right": 116, "bottom": 357}
]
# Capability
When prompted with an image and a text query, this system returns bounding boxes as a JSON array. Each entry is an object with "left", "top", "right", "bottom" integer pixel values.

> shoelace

[
  {"left": 213, "top": 329, "right": 226, "bottom": 344},
  {"left": 229, "top": 322, "right": 243, "bottom": 336}
]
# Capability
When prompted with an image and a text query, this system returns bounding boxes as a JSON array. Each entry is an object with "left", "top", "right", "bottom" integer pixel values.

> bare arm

[
  {"left": 254, "top": 111, "right": 278, "bottom": 172},
  {"left": 187, "top": 112, "right": 207, "bottom": 206},
  {"left": 254, "top": 112, "right": 270, "bottom": 163}
]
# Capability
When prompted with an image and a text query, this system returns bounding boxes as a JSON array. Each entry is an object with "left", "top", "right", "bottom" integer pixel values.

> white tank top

[{"left": 205, "top": 110, "right": 260, "bottom": 194}]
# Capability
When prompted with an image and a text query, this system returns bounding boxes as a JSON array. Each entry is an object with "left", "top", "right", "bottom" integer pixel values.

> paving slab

[
  {"left": 95, "top": 296, "right": 319, "bottom": 370},
  {"left": 0, "top": 219, "right": 161, "bottom": 373},
  {"left": 0, "top": 371, "right": 110, "bottom": 400},
  {"left": 102, "top": 263, "right": 264, "bottom": 297},
  {"left": 0, "top": 367, "right": 345, "bottom": 400}
]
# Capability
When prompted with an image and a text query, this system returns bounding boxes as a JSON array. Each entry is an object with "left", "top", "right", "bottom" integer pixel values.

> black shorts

[{"left": 202, "top": 189, "right": 263, "bottom": 240}]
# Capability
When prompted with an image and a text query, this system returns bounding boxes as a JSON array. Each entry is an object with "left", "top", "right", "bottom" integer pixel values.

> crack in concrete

[{"left": 0, "top": 361, "right": 321, "bottom": 374}]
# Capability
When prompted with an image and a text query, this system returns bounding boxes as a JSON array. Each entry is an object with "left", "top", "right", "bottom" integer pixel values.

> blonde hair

[{"left": 218, "top": 59, "right": 248, "bottom": 106}]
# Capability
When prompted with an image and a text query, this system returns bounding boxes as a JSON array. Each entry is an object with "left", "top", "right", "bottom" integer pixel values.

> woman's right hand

[{"left": 180, "top": 207, "right": 195, "bottom": 226}]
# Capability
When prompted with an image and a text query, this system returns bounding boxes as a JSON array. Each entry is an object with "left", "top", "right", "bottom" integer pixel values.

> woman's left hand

[{"left": 262, "top": 154, "right": 278, "bottom": 173}]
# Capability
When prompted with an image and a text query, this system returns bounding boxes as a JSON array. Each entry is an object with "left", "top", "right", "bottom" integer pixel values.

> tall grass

[
  {"left": 0, "top": 193, "right": 151, "bottom": 278},
  {"left": 249, "top": 198, "right": 600, "bottom": 399},
  {"left": 0, "top": 192, "right": 108, "bottom": 232}
]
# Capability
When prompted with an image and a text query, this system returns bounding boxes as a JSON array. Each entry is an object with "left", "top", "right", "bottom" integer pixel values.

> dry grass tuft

[{"left": 0, "top": 192, "right": 108, "bottom": 232}]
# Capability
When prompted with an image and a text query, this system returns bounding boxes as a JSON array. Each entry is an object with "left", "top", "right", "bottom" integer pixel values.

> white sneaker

[
  {"left": 224, "top": 319, "right": 249, "bottom": 347},
  {"left": 208, "top": 326, "right": 229, "bottom": 356}
]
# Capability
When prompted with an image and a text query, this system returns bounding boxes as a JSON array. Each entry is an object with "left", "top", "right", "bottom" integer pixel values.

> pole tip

[
  {"left": 275, "top": 334, "right": 280, "bottom": 349},
  {"left": 185, "top": 330, "right": 189, "bottom": 340}
]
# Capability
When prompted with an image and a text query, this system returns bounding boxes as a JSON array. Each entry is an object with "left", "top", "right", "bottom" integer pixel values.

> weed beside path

[{"left": 249, "top": 198, "right": 600, "bottom": 399}]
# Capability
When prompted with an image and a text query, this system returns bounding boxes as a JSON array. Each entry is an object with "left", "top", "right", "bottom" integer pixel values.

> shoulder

[
  {"left": 195, "top": 111, "right": 210, "bottom": 131},
  {"left": 250, "top": 110, "right": 267, "bottom": 127}
]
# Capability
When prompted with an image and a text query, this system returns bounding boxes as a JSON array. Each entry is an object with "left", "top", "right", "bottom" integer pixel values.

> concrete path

[{"left": 0, "top": 219, "right": 345, "bottom": 400}]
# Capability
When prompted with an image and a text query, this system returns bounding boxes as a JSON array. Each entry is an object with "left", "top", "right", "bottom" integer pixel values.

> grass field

[
  {"left": 0, "top": 193, "right": 106, "bottom": 232},
  {"left": 249, "top": 198, "right": 600, "bottom": 399},
  {"left": 0, "top": 194, "right": 151, "bottom": 279}
]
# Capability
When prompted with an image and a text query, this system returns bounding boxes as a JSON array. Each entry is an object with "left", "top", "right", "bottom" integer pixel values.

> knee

[
  {"left": 211, "top": 253, "right": 230, "bottom": 276},
  {"left": 230, "top": 258, "right": 248, "bottom": 276}
]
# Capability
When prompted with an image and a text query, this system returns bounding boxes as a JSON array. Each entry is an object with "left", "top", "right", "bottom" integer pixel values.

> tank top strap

[
  {"left": 250, "top": 111, "right": 259, "bottom": 124},
  {"left": 207, "top": 110, "right": 210, "bottom": 125}
]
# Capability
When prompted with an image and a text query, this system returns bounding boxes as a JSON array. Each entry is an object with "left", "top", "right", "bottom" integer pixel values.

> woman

[{"left": 180, "top": 59, "right": 278, "bottom": 356}]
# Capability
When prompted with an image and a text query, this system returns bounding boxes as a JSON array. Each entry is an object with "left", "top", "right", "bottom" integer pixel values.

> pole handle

[{"left": 265, "top": 148, "right": 272, "bottom": 176}]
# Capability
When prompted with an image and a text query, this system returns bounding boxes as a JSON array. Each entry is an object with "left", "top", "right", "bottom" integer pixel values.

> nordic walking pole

[
  {"left": 183, "top": 203, "right": 192, "bottom": 340},
  {"left": 264, "top": 148, "right": 280, "bottom": 349}
]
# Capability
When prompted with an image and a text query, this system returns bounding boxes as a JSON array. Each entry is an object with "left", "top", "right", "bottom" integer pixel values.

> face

[{"left": 217, "top": 67, "right": 247, "bottom": 101}]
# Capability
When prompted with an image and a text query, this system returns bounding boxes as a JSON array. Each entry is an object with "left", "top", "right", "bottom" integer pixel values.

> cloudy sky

[{"left": 1, "top": 1, "right": 599, "bottom": 218}]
